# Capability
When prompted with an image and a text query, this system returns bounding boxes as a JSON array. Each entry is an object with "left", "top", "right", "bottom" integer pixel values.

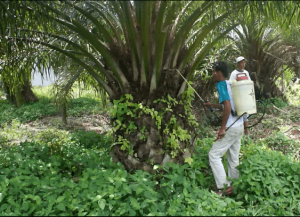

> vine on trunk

[{"left": 110, "top": 84, "right": 198, "bottom": 171}]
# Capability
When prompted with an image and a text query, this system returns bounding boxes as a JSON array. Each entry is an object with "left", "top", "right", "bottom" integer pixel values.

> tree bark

[
  {"left": 111, "top": 72, "right": 197, "bottom": 173},
  {"left": 61, "top": 103, "right": 68, "bottom": 125},
  {"left": 111, "top": 106, "right": 195, "bottom": 174},
  {"left": 4, "top": 79, "right": 39, "bottom": 107},
  {"left": 21, "top": 79, "right": 39, "bottom": 103}
]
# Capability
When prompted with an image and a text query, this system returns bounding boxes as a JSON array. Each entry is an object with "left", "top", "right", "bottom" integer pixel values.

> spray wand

[
  {"left": 175, "top": 69, "right": 215, "bottom": 112},
  {"left": 175, "top": 69, "right": 264, "bottom": 132}
]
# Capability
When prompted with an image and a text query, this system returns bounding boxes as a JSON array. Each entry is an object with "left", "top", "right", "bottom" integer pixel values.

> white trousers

[{"left": 208, "top": 125, "right": 244, "bottom": 189}]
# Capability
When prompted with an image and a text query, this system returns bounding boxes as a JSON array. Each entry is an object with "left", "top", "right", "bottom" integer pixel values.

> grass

[
  {"left": 32, "top": 83, "right": 109, "bottom": 102},
  {"left": 0, "top": 85, "right": 111, "bottom": 125}
]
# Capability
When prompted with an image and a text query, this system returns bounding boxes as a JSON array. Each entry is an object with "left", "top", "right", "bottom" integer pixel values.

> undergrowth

[
  {"left": 0, "top": 85, "right": 111, "bottom": 125},
  {"left": 0, "top": 87, "right": 299, "bottom": 216},
  {"left": 0, "top": 97, "right": 108, "bottom": 125},
  {"left": 0, "top": 129, "right": 300, "bottom": 216},
  {"left": 0, "top": 132, "right": 244, "bottom": 216}
]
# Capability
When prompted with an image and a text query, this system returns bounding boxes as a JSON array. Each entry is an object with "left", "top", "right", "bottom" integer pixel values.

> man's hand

[
  {"left": 204, "top": 102, "right": 212, "bottom": 110},
  {"left": 214, "top": 100, "right": 231, "bottom": 142},
  {"left": 215, "top": 127, "right": 226, "bottom": 141},
  {"left": 204, "top": 102, "right": 223, "bottom": 111}
]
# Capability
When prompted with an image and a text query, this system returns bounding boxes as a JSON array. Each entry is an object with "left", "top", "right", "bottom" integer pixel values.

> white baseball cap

[{"left": 235, "top": 56, "right": 245, "bottom": 63}]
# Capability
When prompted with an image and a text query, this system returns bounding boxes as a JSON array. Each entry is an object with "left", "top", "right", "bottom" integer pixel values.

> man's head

[
  {"left": 212, "top": 61, "right": 228, "bottom": 82},
  {"left": 236, "top": 56, "right": 245, "bottom": 71}
]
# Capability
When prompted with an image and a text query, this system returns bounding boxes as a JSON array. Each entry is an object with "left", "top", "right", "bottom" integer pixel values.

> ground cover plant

[
  {"left": 0, "top": 86, "right": 109, "bottom": 125},
  {"left": 3, "top": 0, "right": 298, "bottom": 173},
  {"left": 1, "top": 86, "right": 300, "bottom": 216},
  {"left": 1, "top": 0, "right": 300, "bottom": 215},
  {"left": 0, "top": 134, "right": 247, "bottom": 216},
  {"left": 233, "top": 138, "right": 300, "bottom": 216},
  {"left": 1, "top": 127, "right": 300, "bottom": 216}
]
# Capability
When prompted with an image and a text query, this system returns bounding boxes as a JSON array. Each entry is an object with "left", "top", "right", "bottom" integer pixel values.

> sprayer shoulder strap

[{"left": 225, "top": 80, "right": 237, "bottom": 116}]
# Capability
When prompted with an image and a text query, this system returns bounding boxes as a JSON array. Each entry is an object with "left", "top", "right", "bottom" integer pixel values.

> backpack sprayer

[{"left": 176, "top": 69, "right": 266, "bottom": 131}]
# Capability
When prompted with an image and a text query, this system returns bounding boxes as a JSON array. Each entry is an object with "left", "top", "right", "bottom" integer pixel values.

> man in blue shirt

[{"left": 204, "top": 61, "right": 247, "bottom": 196}]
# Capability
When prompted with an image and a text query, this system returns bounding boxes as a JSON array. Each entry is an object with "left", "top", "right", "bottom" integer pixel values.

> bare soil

[
  {"left": 4, "top": 105, "right": 300, "bottom": 145},
  {"left": 7, "top": 113, "right": 111, "bottom": 145}
]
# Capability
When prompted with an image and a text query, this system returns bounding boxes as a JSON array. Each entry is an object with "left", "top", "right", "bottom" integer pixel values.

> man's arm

[
  {"left": 215, "top": 100, "right": 231, "bottom": 141},
  {"left": 221, "top": 100, "right": 231, "bottom": 130},
  {"left": 203, "top": 102, "right": 223, "bottom": 110}
]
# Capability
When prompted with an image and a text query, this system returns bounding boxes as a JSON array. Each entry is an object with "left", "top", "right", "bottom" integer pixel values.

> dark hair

[{"left": 213, "top": 61, "right": 229, "bottom": 78}]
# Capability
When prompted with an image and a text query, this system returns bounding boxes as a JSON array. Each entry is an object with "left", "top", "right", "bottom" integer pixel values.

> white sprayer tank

[{"left": 231, "top": 73, "right": 257, "bottom": 115}]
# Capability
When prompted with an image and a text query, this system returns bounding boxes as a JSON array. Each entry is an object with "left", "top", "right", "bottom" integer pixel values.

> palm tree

[
  {"left": 0, "top": 0, "right": 62, "bottom": 107},
  {"left": 276, "top": 25, "right": 300, "bottom": 78},
  {"left": 0, "top": 1, "right": 296, "bottom": 172},
  {"left": 0, "top": 42, "right": 41, "bottom": 106},
  {"left": 228, "top": 18, "right": 299, "bottom": 99}
]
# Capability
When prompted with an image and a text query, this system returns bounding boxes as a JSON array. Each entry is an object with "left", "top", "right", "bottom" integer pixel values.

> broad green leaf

[
  {"left": 135, "top": 188, "right": 144, "bottom": 195},
  {"left": 98, "top": 199, "right": 106, "bottom": 210},
  {"left": 144, "top": 191, "right": 152, "bottom": 199},
  {"left": 56, "top": 196, "right": 65, "bottom": 203},
  {"left": 33, "top": 195, "right": 42, "bottom": 205},
  {"left": 129, "top": 208, "right": 137, "bottom": 216},
  {"left": 93, "top": 195, "right": 102, "bottom": 202},
  {"left": 291, "top": 164, "right": 298, "bottom": 172},
  {"left": 183, "top": 188, "right": 189, "bottom": 197},
  {"left": 129, "top": 197, "right": 140, "bottom": 210},
  {"left": 56, "top": 202, "right": 66, "bottom": 211},
  {"left": 21, "top": 201, "right": 29, "bottom": 211}
]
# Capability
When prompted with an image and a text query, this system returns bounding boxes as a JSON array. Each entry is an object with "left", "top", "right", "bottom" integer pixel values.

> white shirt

[
  {"left": 224, "top": 81, "right": 244, "bottom": 128},
  {"left": 230, "top": 69, "right": 251, "bottom": 81}
]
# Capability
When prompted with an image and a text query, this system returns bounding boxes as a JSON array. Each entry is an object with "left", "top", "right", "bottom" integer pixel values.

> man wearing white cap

[
  {"left": 230, "top": 56, "right": 250, "bottom": 135},
  {"left": 230, "top": 57, "right": 251, "bottom": 81}
]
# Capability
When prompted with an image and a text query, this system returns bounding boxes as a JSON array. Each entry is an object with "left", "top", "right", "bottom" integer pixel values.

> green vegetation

[
  {"left": 1, "top": 0, "right": 300, "bottom": 214},
  {"left": 110, "top": 86, "right": 197, "bottom": 161},
  {"left": 234, "top": 140, "right": 300, "bottom": 216},
  {"left": 2, "top": 0, "right": 299, "bottom": 172},
  {"left": 1, "top": 86, "right": 300, "bottom": 216},
  {"left": 0, "top": 86, "right": 109, "bottom": 125},
  {"left": 262, "top": 133, "right": 300, "bottom": 160},
  {"left": 265, "top": 97, "right": 289, "bottom": 109},
  {"left": 0, "top": 98, "right": 56, "bottom": 124},
  {"left": 1, "top": 126, "right": 299, "bottom": 215}
]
